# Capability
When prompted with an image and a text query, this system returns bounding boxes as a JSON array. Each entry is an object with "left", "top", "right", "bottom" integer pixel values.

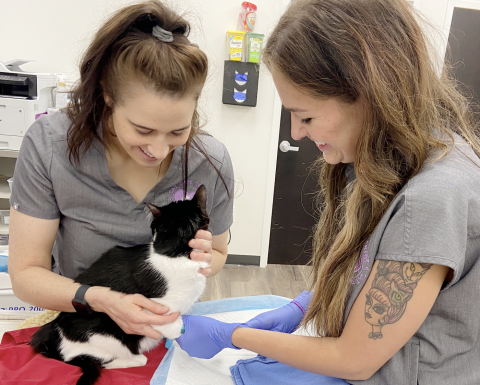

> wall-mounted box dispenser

[{"left": 222, "top": 61, "right": 259, "bottom": 107}]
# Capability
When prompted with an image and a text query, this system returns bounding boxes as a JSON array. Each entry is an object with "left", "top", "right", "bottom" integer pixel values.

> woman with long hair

[
  {"left": 177, "top": 0, "right": 480, "bottom": 383},
  {"left": 8, "top": 1, "right": 233, "bottom": 341}
]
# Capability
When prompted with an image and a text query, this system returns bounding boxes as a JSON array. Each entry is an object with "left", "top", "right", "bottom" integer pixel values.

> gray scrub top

[
  {"left": 10, "top": 111, "right": 234, "bottom": 279},
  {"left": 344, "top": 135, "right": 480, "bottom": 385}
]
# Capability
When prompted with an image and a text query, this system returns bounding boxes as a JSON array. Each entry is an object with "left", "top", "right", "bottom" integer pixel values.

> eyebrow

[
  {"left": 129, "top": 120, "right": 190, "bottom": 132},
  {"left": 283, "top": 106, "right": 308, "bottom": 113}
]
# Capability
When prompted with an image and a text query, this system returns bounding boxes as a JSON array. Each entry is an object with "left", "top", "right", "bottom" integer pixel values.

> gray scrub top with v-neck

[
  {"left": 10, "top": 111, "right": 234, "bottom": 279},
  {"left": 342, "top": 135, "right": 480, "bottom": 385}
]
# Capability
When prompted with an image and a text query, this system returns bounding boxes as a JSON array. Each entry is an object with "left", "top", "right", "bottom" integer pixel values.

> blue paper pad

[
  {"left": 230, "top": 355, "right": 349, "bottom": 385},
  {"left": 0, "top": 254, "right": 8, "bottom": 273},
  {"left": 150, "top": 295, "right": 349, "bottom": 385},
  {"left": 150, "top": 295, "right": 291, "bottom": 385}
]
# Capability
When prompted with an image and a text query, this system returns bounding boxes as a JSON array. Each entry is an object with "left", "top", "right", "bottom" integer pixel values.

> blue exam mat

[
  {"left": 230, "top": 355, "right": 349, "bottom": 385},
  {"left": 0, "top": 254, "right": 7, "bottom": 273},
  {"left": 150, "top": 295, "right": 291, "bottom": 385}
]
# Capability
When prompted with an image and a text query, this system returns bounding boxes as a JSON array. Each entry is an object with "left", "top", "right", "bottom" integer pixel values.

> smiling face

[
  {"left": 272, "top": 71, "right": 366, "bottom": 165},
  {"left": 106, "top": 81, "right": 196, "bottom": 168}
]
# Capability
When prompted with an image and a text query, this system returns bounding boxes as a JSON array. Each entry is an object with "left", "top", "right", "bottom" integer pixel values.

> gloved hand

[
  {"left": 176, "top": 315, "right": 243, "bottom": 359},
  {"left": 244, "top": 291, "right": 313, "bottom": 334}
]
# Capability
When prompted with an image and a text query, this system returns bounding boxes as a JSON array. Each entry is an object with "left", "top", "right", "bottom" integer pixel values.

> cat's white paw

[
  {"left": 154, "top": 318, "right": 184, "bottom": 339},
  {"left": 103, "top": 354, "right": 147, "bottom": 369}
]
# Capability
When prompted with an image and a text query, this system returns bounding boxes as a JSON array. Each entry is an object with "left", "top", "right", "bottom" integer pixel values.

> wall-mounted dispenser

[
  {"left": 222, "top": 4, "right": 262, "bottom": 108},
  {"left": 222, "top": 61, "right": 259, "bottom": 107}
]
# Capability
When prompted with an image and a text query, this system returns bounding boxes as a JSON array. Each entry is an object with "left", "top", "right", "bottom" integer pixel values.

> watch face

[{"left": 72, "top": 300, "right": 92, "bottom": 315}]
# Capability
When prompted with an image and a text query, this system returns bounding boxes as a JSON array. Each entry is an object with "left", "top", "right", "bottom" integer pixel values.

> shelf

[
  {"left": 0, "top": 150, "right": 18, "bottom": 159},
  {"left": 0, "top": 224, "right": 7, "bottom": 235},
  {"left": 0, "top": 179, "right": 10, "bottom": 200}
]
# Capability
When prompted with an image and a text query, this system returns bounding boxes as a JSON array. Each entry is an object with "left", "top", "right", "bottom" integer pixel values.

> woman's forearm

[
  {"left": 231, "top": 328, "right": 366, "bottom": 381},
  {"left": 11, "top": 266, "right": 81, "bottom": 312}
]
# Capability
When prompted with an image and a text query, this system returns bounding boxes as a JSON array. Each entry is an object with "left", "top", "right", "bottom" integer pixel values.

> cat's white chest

[{"left": 146, "top": 245, "right": 208, "bottom": 314}]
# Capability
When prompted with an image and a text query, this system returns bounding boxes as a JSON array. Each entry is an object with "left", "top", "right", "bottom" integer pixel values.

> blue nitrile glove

[
  {"left": 176, "top": 315, "right": 244, "bottom": 359},
  {"left": 244, "top": 291, "right": 313, "bottom": 334}
]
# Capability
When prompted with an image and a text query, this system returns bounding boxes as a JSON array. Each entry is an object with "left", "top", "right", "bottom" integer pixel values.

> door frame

[
  {"left": 443, "top": 1, "right": 480, "bottom": 37},
  {"left": 260, "top": 0, "right": 291, "bottom": 268},
  {"left": 438, "top": 0, "right": 480, "bottom": 66},
  {"left": 260, "top": 76, "right": 283, "bottom": 267}
]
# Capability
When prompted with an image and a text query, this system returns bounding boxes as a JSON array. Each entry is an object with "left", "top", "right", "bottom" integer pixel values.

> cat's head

[{"left": 145, "top": 185, "right": 210, "bottom": 258}]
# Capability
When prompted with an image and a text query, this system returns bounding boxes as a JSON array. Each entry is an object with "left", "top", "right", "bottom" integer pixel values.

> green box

[{"left": 247, "top": 33, "right": 265, "bottom": 63}]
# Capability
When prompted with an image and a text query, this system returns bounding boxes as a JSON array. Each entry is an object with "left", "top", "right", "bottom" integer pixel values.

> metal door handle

[{"left": 279, "top": 140, "right": 299, "bottom": 152}]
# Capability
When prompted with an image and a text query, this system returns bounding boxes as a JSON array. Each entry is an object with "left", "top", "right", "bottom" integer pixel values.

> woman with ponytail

[
  {"left": 177, "top": 1, "right": 480, "bottom": 384},
  {"left": 8, "top": 1, "right": 233, "bottom": 341}
]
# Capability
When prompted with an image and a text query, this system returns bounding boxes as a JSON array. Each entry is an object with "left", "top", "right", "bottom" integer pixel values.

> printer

[{"left": 0, "top": 60, "right": 57, "bottom": 151}]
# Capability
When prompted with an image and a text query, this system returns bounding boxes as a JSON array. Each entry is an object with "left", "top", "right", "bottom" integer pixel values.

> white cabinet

[
  {"left": 0, "top": 107, "right": 25, "bottom": 138},
  {"left": 0, "top": 151, "right": 17, "bottom": 246}
]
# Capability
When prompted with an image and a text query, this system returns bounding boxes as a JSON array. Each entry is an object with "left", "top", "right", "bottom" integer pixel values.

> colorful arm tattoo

[{"left": 364, "top": 260, "right": 432, "bottom": 340}]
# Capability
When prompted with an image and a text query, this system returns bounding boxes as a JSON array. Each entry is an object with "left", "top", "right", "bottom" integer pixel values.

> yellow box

[{"left": 227, "top": 30, "right": 246, "bottom": 61}]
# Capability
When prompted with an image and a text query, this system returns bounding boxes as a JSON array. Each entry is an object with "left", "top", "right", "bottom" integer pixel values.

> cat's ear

[
  {"left": 145, "top": 203, "right": 161, "bottom": 217},
  {"left": 192, "top": 185, "right": 207, "bottom": 211}
]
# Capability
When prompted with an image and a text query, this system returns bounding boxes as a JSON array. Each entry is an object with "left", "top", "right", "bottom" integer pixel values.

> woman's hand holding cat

[
  {"left": 85, "top": 286, "right": 180, "bottom": 339},
  {"left": 189, "top": 229, "right": 213, "bottom": 277},
  {"left": 177, "top": 315, "right": 243, "bottom": 359}
]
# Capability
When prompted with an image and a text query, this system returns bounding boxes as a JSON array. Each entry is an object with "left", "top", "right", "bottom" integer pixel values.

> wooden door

[
  {"left": 445, "top": 2, "right": 480, "bottom": 109},
  {"left": 267, "top": 107, "right": 320, "bottom": 265}
]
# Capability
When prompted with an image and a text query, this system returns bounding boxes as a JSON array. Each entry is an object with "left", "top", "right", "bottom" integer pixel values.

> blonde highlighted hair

[{"left": 263, "top": 0, "right": 480, "bottom": 337}]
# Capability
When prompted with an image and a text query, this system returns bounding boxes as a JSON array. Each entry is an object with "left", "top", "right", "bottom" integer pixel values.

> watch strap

[
  {"left": 74, "top": 284, "right": 92, "bottom": 302},
  {"left": 72, "top": 284, "right": 93, "bottom": 315}
]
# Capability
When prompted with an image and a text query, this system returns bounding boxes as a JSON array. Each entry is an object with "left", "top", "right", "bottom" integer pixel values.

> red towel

[{"left": 0, "top": 327, "right": 168, "bottom": 385}]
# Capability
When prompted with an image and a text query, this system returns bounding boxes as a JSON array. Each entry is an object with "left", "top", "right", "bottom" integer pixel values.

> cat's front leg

[{"left": 152, "top": 316, "right": 184, "bottom": 339}]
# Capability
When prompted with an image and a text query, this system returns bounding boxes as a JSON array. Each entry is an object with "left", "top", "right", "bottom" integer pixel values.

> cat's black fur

[{"left": 30, "top": 185, "right": 209, "bottom": 385}]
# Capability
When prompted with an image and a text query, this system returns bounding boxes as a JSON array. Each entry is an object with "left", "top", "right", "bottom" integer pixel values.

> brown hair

[
  {"left": 67, "top": 1, "right": 228, "bottom": 197},
  {"left": 263, "top": 0, "right": 480, "bottom": 337}
]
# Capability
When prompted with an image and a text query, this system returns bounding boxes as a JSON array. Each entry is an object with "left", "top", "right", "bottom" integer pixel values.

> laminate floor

[{"left": 201, "top": 264, "right": 313, "bottom": 301}]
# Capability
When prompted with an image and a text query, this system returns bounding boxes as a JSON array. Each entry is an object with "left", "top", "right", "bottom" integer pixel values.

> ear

[
  {"left": 104, "top": 95, "right": 113, "bottom": 108},
  {"left": 192, "top": 185, "right": 207, "bottom": 211},
  {"left": 145, "top": 203, "right": 161, "bottom": 217}
]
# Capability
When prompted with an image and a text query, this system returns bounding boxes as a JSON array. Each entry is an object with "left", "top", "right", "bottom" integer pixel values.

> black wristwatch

[{"left": 72, "top": 284, "right": 93, "bottom": 315}]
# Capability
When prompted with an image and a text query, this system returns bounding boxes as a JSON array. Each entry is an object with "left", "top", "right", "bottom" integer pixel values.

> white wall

[{"left": 0, "top": 0, "right": 287, "bottom": 258}]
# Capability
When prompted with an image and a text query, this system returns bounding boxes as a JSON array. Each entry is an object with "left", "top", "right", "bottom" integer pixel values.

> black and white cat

[{"left": 30, "top": 185, "right": 210, "bottom": 385}]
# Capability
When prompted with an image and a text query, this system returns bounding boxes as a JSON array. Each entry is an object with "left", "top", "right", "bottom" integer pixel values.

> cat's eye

[{"left": 301, "top": 118, "right": 312, "bottom": 124}]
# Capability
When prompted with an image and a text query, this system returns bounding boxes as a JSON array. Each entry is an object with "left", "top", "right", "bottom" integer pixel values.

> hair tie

[{"left": 152, "top": 25, "right": 173, "bottom": 43}]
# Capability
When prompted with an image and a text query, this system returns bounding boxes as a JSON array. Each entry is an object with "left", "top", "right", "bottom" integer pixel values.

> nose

[
  {"left": 146, "top": 137, "right": 170, "bottom": 160},
  {"left": 290, "top": 113, "right": 308, "bottom": 141}
]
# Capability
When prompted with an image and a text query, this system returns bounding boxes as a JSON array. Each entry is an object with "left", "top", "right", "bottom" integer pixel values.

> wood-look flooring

[{"left": 201, "top": 264, "right": 313, "bottom": 301}]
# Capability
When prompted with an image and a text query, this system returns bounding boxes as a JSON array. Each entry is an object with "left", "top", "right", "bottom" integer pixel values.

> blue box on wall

[{"left": 222, "top": 61, "right": 259, "bottom": 107}]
